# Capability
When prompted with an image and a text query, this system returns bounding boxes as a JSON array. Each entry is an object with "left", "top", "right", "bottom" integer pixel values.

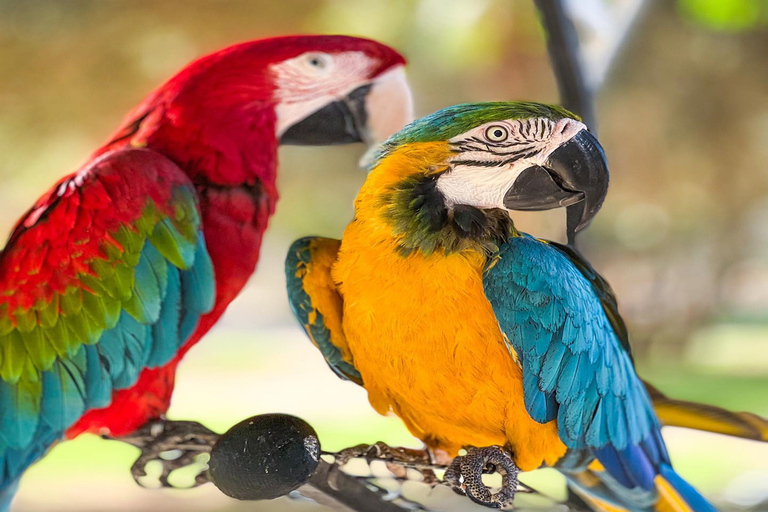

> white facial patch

[
  {"left": 437, "top": 165, "right": 525, "bottom": 209},
  {"left": 271, "top": 51, "right": 375, "bottom": 136},
  {"left": 436, "top": 117, "right": 586, "bottom": 209}
]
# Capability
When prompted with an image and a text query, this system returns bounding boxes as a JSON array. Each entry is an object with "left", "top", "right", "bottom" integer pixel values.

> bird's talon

[
  {"left": 444, "top": 446, "right": 518, "bottom": 509},
  {"left": 108, "top": 419, "right": 220, "bottom": 489}
]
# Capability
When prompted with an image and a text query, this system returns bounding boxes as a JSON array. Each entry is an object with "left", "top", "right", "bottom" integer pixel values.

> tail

[
  {"left": 0, "top": 479, "right": 19, "bottom": 512},
  {"left": 566, "top": 464, "right": 717, "bottom": 512},
  {"left": 0, "top": 425, "right": 62, "bottom": 512},
  {"left": 656, "top": 464, "right": 717, "bottom": 512},
  {"left": 646, "top": 380, "right": 768, "bottom": 441}
]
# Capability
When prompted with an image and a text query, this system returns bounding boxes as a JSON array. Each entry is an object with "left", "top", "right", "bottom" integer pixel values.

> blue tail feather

[
  {"left": 659, "top": 464, "right": 718, "bottom": 512},
  {"left": 0, "top": 479, "right": 18, "bottom": 512}
]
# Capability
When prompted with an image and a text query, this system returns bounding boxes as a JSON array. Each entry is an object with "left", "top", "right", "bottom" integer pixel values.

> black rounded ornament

[{"left": 208, "top": 413, "right": 320, "bottom": 500}]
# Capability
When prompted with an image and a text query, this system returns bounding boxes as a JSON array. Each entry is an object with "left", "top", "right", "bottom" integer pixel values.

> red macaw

[{"left": 0, "top": 35, "right": 412, "bottom": 508}]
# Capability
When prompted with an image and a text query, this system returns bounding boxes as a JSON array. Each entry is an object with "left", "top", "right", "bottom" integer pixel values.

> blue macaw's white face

[{"left": 437, "top": 117, "right": 587, "bottom": 210}]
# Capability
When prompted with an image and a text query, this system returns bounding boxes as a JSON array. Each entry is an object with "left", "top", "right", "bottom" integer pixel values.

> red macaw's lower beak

[
  {"left": 280, "top": 65, "right": 413, "bottom": 153},
  {"left": 502, "top": 129, "right": 609, "bottom": 233}
]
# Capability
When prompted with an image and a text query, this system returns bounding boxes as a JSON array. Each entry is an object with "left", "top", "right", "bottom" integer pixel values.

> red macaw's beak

[
  {"left": 280, "top": 65, "right": 413, "bottom": 154},
  {"left": 502, "top": 129, "right": 609, "bottom": 233}
]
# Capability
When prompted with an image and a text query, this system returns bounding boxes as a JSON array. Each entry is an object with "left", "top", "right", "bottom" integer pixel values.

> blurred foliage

[
  {"left": 678, "top": 0, "right": 768, "bottom": 32},
  {"left": 591, "top": 1, "right": 768, "bottom": 358}
]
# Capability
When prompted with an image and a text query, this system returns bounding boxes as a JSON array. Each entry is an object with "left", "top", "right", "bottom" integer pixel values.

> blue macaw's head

[{"left": 375, "top": 102, "right": 609, "bottom": 234}]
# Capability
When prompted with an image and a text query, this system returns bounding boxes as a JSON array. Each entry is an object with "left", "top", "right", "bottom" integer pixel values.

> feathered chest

[{"left": 333, "top": 224, "right": 510, "bottom": 382}]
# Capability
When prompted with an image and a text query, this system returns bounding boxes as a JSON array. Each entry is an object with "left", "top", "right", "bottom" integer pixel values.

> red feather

[{"left": 1, "top": 151, "right": 187, "bottom": 313}]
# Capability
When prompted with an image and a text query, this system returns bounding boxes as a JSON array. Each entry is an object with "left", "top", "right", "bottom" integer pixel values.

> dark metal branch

[
  {"left": 534, "top": 0, "right": 597, "bottom": 246},
  {"left": 534, "top": 0, "right": 596, "bottom": 131},
  {"left": 300, "top": 461, "right": 408, "bottom": 512}
]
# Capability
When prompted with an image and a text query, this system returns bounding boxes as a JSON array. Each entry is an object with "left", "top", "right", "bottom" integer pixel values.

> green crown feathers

[{"left": 372, "top": 101, "right": 577, "bottom": 168}]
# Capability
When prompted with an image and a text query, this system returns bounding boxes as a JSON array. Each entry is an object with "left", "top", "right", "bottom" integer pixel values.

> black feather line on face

[
  {"left": 382, "top": 172, "right": 516, "bottom": 256},
  {"left": 451, "top": 147, "right": 539, "bottom": 168}
]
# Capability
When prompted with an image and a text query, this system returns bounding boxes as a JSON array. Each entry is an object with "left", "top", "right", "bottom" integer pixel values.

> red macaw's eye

[
  {"left": 485, "top": 125, "right": 509, "bottom": 142},
  {"left": 305, "top": 53, "right": 331, "bottom": 70}
]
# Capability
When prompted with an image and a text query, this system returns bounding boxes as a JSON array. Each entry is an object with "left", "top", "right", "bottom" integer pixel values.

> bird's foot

[
  {"left": 334, "top": 441, "right": 432, "bottom": 466},
  {"left": 443, "top": 446, "right": 519, "bottom": 509},
  {"left": 106, "top": 418, "right": 220, "bottom": 489}
]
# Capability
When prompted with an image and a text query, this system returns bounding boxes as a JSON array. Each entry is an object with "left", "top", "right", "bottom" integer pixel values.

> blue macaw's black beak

[
  {"left": 502, "top": 129, "right": 609, "bottom": 233},
  {"left": 280, "top": 84, "right": 371, "bottom": 146}
]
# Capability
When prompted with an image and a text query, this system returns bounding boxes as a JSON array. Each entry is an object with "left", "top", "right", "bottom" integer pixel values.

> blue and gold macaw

[{"left": 285, "top": 102, "right": 742, "bottom": 511}]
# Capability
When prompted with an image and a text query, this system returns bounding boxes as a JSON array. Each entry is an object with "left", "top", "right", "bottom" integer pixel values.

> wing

[
  {"left": 0, "top": 148, "right": 215, "bottom": 488},
  {"left": 285, "top": 237, "right": 361, "bottom": 384},
  {"left": 549, "top": 242, "right": 768, "bottom": 442},
  {"left": 483, "top": 235, "right": 666, "bottom": 491},
  {"left": 545, "top": 241, "right": 631, "bottom": 359}
]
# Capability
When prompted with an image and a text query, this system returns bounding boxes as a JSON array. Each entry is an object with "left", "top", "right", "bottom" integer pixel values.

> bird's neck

[
  {"left": 356, "top": 143, "right": 516, "bottom": 257},
  {"left": 157, "top": 106, "right": 279, "bottom": 294},
  {"left": 99, "top": 94, "right": 281, "bottom": 202},
  {"left": 155, "top": 109, "right": 278, "bottom": 196}
]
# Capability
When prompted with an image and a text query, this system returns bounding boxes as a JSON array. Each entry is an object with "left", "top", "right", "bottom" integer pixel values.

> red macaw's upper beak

[{"left": 280, "top": 64, "right": 413, "bottom": 152}]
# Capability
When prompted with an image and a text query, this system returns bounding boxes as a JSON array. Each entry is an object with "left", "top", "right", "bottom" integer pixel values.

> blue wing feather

[
  {"left": 285, "top": 237, "right": 361, "bottom": 384},
  {"left": 124, "top": 248, "right": 163, "bottom": 324},
  {"left": 0, "top": 380, "right": 38, "bottom": 449},
  {"left": 40, "top": 359, "right": 85, "bottom": 432},
  {"left": 115, "top": 314, "right": 150, "bottom": 389},
  {"left": 181, "top": 237, "right": 216, "bottom": 315},
  {"left": 147, "top": 266, "right": 181, "bottom": 368},
  {"left": 178, "top": 236, "right": 215, "bottom": 342},
  {"left": 483, "top": 235, "right": 666, "bottom": 492},
  {"left": 83, "top": 344, "right": 111, "bottom": 409}
]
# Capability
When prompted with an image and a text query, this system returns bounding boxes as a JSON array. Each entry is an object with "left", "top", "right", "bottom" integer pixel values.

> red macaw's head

[
  {"left": 267, "top": 36, "right": 412, "bottom": 149},
  {"left": 119, "top": 35, "right": 412, "bottom": 166}
]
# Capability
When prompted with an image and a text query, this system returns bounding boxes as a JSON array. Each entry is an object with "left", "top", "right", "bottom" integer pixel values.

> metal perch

[{"left": 114, "top": 414, "right": 544, "bottom": 511}]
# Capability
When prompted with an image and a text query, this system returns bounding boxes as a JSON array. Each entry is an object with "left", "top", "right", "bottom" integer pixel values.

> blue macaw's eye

[{"left": 485, "top": 125, "right": 509, "bottom": 142}]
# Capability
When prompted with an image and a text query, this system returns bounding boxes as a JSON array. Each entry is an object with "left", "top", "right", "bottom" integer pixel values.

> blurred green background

[{"left": 1, "top": 0, "right": 768, "bottom": 510}]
